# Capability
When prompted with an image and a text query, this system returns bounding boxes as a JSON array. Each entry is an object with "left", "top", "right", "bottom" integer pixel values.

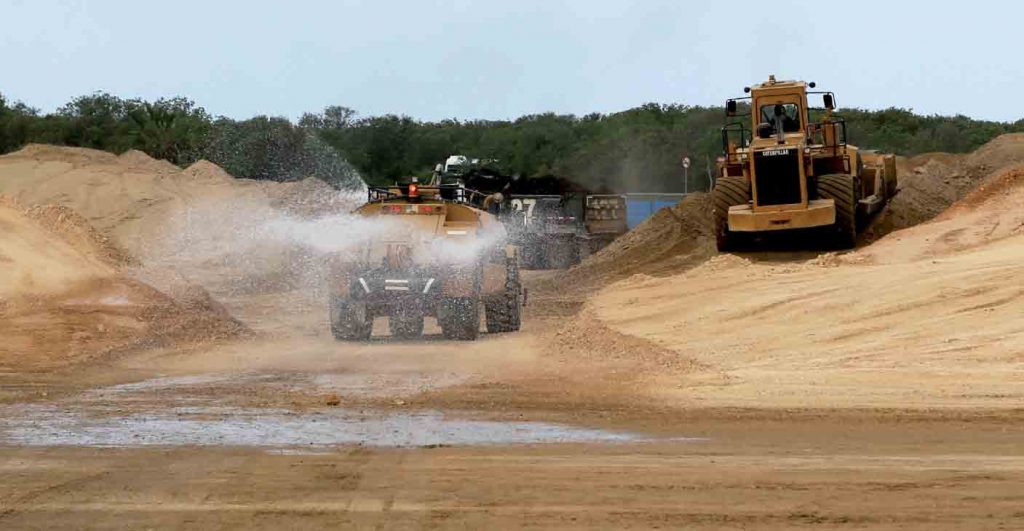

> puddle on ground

[
  {"left": 0, "top": 405, "right": 696, "bottom": 449},
  {"left": 0, "top": 376, "right": 705, "bottom": 449}
]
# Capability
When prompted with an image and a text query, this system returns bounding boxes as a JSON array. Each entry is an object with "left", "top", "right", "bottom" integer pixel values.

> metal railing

[{"left": 367, "top": 184, "right": 491, "bottom": 207}]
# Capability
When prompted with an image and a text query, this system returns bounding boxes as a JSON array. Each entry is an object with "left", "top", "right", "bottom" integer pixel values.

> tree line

[{"left": 3, "top": 91, "right": 1023, "bottom": 193}]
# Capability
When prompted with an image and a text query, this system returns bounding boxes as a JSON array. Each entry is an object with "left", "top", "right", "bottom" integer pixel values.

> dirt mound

[
  {"left": 0, "top": 197, "right": 114, "bottom": 298},
  {"left": 566, "top": 193, "right": 714, "bottom": 284},
  {"left": 867, "top": 134, "right": 1024, "bottom": 239},
  {"left": 22, "top": 203, "right": 135, "bottom": 267},
  {"left": 587, "top": 143, "right": 1024, "bottom": 408},
  {"left": 117, "top": 150, "right": 180, "bottom": 174},
  {"left": 963, "top": 133, "right": 1024, "bottom": 172},
  {"left": 5, "top": 143, "right": 119, "bottom": 166},
  {"left": 267, "top": 177, "right": 362, "bottom": 217},
  {"left": 183, "top": 160, "right": 235, "bottom": 182},
  {"left": 0, "top": 277, "right": 249, "bottom": 372},
  {"left": 939, "top": 164, "right": 1024, "bottom": 215},
  {"left": 856, "top": 163, "right": 1024, "bottom": 263},
  {"left": 591, "top": 227, "right": 1024, "bottom": 408},
  {"left": 0, "top": 199, "right": 248, "bottom": 372},
  {"left": 0, "top": 145, "right": 364, "bottom": 256}
]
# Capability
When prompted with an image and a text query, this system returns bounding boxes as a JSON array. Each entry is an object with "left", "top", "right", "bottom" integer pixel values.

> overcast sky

[{"left": 2, "top": 0, "right": 1020, "bottom": 122}]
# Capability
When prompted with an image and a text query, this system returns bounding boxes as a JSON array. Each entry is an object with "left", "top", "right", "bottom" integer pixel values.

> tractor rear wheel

[
  {"left": 485, "top": 256, "right": 522, "bottom": 334},
  {"left": 440, "top": 297, "right": 480, "bottom": 340},
  {"left": 485, "top": 293, "right": 521, "bottom": 333},
  {"left": 817, "top": 173, "right": 858, "bottom": 249},
  {"left": 712, "top": 176, "right": 750, "bottom": 252},
  {"left": 329, "top": 297, "right": 372, "bottom": 341}
]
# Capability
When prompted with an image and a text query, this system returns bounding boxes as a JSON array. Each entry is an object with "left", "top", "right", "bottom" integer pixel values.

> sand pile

[
  {"left": 566, "top": 193, "right": 715, "bottom": 284},
  {"left": 0, "top": 196, "right": 115, "bottom": 297},
  {"left": 588, "top": 148, "right": 1024, "bottom": 408},
  {"left": 118, "top": 149, "right": 181, "bottom": 174},
  {"left": 0, "top": 197, "right": 248, "bottom": 372},
  {"left": 182, "top": 159, "right": 236, "bottom": 183},
  {"left": 267, "top": 176, "right": 364, "bottom": 218},
  {"left": 22, "top": 203, "right": 135, "bottom": 267},
  {"left": 963, "top": 133, "right": 1024, "bottom": 172},
  {"left": 561, "top": 134, "right": 1024, "bottom": 286},
  {"left": 939, "top": 164, "right": 1024, "bottom": 215},
  {"left": 868, "top": 133, "right": 1024, "bottom": 239},
  {"left": 0, "top": 145, "right": 221, "bottom": 255},
  {"left": 863, "top": 163, "right": 1024, "bottom": 262},
  {"left": 0, "top": 145, "right": 365, "bottom": 256}
]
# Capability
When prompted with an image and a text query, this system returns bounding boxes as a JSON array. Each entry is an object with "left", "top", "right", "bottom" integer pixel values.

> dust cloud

[{"left": 141, "top": 194, "right": 508, "bottom": 302}]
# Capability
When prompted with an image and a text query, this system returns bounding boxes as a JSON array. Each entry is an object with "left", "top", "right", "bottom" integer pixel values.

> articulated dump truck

[
  {"left": 714, "top": 76, "right": 898, "bottom": 250},
  {"left": 327, "top": 181, "right": 523, "bottom": 341}
]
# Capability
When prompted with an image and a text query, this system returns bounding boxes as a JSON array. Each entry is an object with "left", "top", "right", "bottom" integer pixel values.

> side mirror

[
  {"left": 726, "top": 99, "right": 738, "bottom": 115},
  {"left": 823, "top": 94, "right": 835, "bottom": 110},
  {"left": 757, "top": 123, "right": 773, "bottom": 139}
]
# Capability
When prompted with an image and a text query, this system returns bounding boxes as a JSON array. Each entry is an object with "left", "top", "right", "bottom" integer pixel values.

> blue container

[{"left": 625, "top": 193, "right": 687, "bottom": 229}]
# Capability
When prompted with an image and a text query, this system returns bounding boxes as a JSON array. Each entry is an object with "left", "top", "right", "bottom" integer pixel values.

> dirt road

[
  {"left": 2, "top": 273, "right": 1022, "bottom": 529},
  {"left": 3, "top": 425, "right": 1023, "bottom": 530}
]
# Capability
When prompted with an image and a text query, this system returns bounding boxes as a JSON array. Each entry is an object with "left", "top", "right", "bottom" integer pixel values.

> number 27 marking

[{"left": 510, "top": 198, "right": 537, "bottom": 220}]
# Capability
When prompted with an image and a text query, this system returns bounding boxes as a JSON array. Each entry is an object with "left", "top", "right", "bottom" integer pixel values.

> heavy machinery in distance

[
  {"left": 434, "top": 156, "right": 628, "bottom": 268},
  {"left": 714, "top": 76, "right": 898, "bottom": 250},
  {"left": 327, "top": 180, "right": 523, "bottom": 341}
]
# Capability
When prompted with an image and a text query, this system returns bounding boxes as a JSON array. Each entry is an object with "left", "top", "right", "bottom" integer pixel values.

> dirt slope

[
  {"left": 590, "top": 158, "right": 1024, "bottom": 409},
  {"left": 0, "top": 197, "right": 248, "bottom": 372},
  {"left": 567, "top": 133, "right": 1024, "bottom": 287},
  {"left": 0, "top": 197, "right": 116, "bottom": 298},
  {"left": 0, "top": 145, "right": 361, "bottom": 256},
  {"left": 564, "top": 193, "right": 714, "bottom": 285},
  {"left": 862, "top": 163, "right": 1024, "bottom": 262},
  {"left": 867, "top": 133, "right": 1024, "bottom": 238}
]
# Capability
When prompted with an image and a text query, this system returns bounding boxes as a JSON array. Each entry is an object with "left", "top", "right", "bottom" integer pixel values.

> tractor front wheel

[
  {"left": 817, "top": 173, "right": 859, "bottom": 249},
  {"left": 329, "top": 297, "right": 372, "bottom": 341},
  {"left": 712, "top": 176, "right": 750, "bottom": 252}
]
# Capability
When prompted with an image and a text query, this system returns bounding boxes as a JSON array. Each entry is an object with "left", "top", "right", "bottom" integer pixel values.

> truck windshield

[{"left": 760, "top": 103, "right": 801, "bottom": 133}]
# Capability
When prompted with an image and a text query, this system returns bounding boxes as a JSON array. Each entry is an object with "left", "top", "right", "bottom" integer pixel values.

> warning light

[{"left": 408, "top": 183, "right": 419, "bottom": 197}]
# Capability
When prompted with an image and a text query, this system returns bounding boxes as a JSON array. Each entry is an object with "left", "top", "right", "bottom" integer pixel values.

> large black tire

[
  {"left": 485, "top": 294, "right": 521, "bottom": 333},
  {"left": 817, "top": 173, "right": 858, "bottom": 249},
  {"left": 388, "top": 311, "right": 424, "bottom": 339},
  {"left": 485, "top": 256, "right": 522, "bottom": 334},
  {"left": 712, "top": 176, "right": 750, "bottom": 252},
  {"left": 329, "top": 297, "right": 372, "bottom": 341},
  {"left": 439, "top": 297, "right": 480, "bottom": 340}
]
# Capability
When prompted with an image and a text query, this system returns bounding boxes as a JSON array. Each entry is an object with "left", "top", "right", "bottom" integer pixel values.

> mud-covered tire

[
  {"left": 485, "top": 294, "right": 520, "bottom": 333},
  {"left": 439, "top": 297, "right": 480, "bottom": 340},
  {"left": 486, "top": 252, "right": 523, "bottom": 334},
  {"left": 329, "top": 297, "right": 372, "bottom": 341},
  {"left": 388, "top": 312, "right": 424, "bottom": 339},
  {"left": 817, "top": 173, "right": 858, "bottom": 249},
  {"left": 485, "top": 277, "right": 522, "bottom": 334},
  {"left": 712, "top": 176, "right": 750, "bottom": 252}
]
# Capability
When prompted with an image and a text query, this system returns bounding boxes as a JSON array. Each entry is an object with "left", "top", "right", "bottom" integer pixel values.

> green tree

[{"left": 125, "top": 97, "right": 212, "bottom": 165}]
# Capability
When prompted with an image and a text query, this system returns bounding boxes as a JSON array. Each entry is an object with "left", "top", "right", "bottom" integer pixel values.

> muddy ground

[{"left": 2, "top": 274, "right": 1022, "bottom": 530}]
